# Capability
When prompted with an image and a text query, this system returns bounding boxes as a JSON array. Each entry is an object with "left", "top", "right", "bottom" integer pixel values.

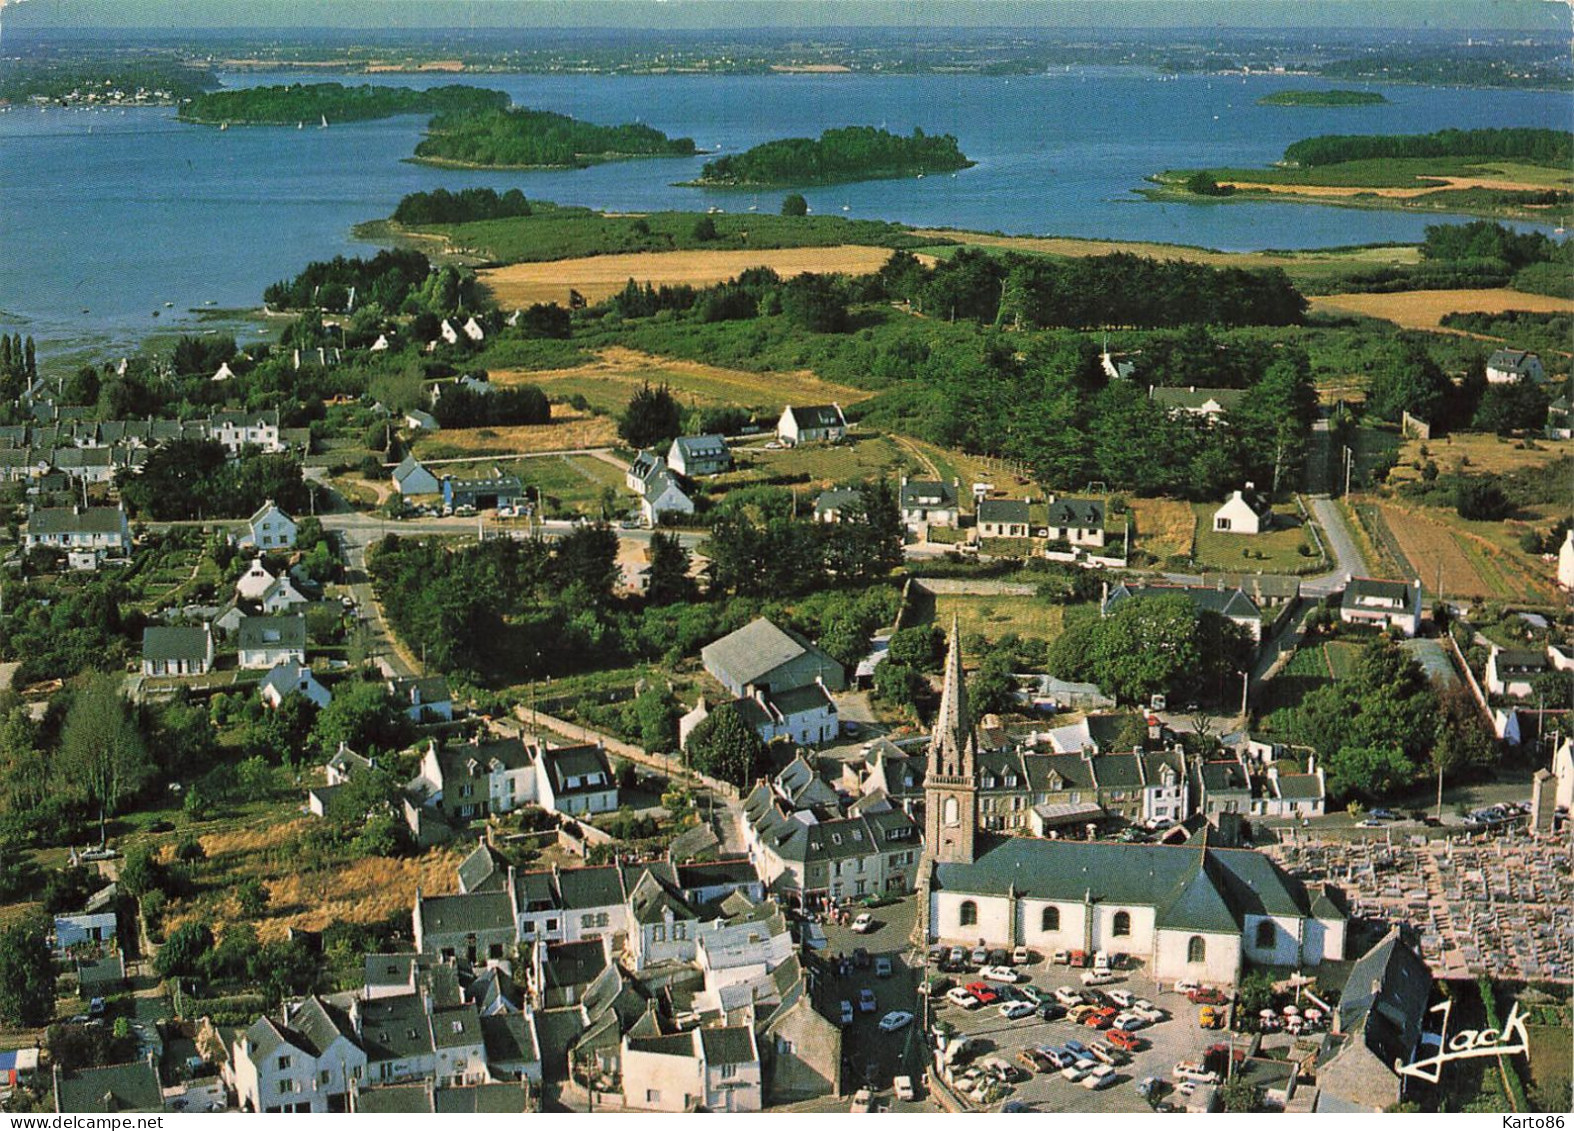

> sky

[{"left": 4, "top": 0, "right": 1571, "bottom": 31}]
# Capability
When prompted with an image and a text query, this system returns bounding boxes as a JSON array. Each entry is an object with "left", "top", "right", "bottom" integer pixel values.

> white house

[
  {"left": 462, "top": 317, "right": 486, "bottom": 343},
  {"left": 776, "top": 404, "right": 847, "bottom": 446},
  {"left": 1559, "top": 529, "right": 1574, "bottom": 591},
  {"left": 237, "top": 614, "right": 308, "bottom": 670},
  {"left": 536, "top": 744, "right": 618, "bottom": 817},
  {"left": 239, "top": 501, "right": 298, "bottom": 551},
  {"left": 211, "top": 409, "right": 283, "bottom": 454},
  {"left": 388, "top": 676, "right": 455, "bottom": 722},
  {"left": 231, "top": 998, "right": 367, "bottom": 1114},
  {"left": 621, "top": 1026, "right": 761, "bottom": 1113},
  {"left": 1553, "top": 736, "right": 1573, "bottom": 812},
  {"left": 1044, "top": 496, "right": 1109, "bottom": 547},
  {"left": 639, "top": 468, "right": 694, "bottom": 526},
  {"left": 899, "top": 477, "right": 960, "bottom": 530},
  {"left": 259, "top": 576, "right": 310, "bottom": 614},
  {"left": 1486, "top": 349, "right": 1545, "bottom": 385},
  {"left": 1212, "top": 486, "right": 1272, "bottom": 535},
  {"left": 667, "top": 435, "right": 732, "bottom": 478},
  {"left": 236, "top": 558, "right": 278, "bottom": 601},
  {"left": 259, "top": 662, "right": 332, "bottom": 710},
  {"left": 391, "top": 456, "right": 441, "bottom": 497},
  {"left": 679, "top": 684, "right": 838, "bottom": 751},
  {"left": 23, "top": 505, "right": 131, "bottom": 567},
  {"left": 976, "top": 499, "right": 1030, "bottom": 539},
  {"left": 53, "top": 887, "right": 118, "bottom": 956},
  {"left": 1485, "top": 646, "right": 1555, "bottom": 699},
  {"left": 1338, "top": 577, "right": 1423, "bottom": 637},
  {"left": 141, "top": 625, "right": 215, "bottom": 677}
]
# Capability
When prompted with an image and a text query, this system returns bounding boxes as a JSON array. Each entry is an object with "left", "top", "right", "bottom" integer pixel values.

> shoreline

[
  {"left": 405, "top": 150, "right": 696, "bottom": 171},
  {"left": 677, "top": 164, "right": 974, "bottom": 190},
  {"left": 1138, "top": 182, "right": 1572, "bottom": 227}
]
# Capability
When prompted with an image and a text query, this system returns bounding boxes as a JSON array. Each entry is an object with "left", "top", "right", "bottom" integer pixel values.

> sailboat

[
  {"left": 297, "top": 121, "right": 304, "bottom": 130},
  {"left": 219, "top": 121, "right": 228, "bottom": 131},
  {"left": 320, "top": 114, "right": 329, "bottom": 128}
]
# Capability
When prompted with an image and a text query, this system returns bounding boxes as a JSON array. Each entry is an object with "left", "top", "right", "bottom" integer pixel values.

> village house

[
  {"left": 626, "top": 450, "right": 666, "bottom": 494},
  {"left": 537, "top": 743, "right": 619, "bottom": 817},
  {"left": 1312, "top": 929, "right": 1432, "bottom": 1112},
  {"left": 667, "top": 434, "right": 732, "bottom": 478},
  {"left": 238, "top": 500, "right": 298, "bottom": 551},
  {"left": 53, "top": 884, "right": 118, "bottom": 956},
  {"left": 1252, "top": 762, "right": 1327, "bottom": 819},
  {"left": 404, "top": 733, "right": 618, "bottom": 839},
  {"left": 441, "top": 473, "right": 521, "bottom": 512},
  {"left": 811, "top": 487, "right": 862, "bottom": 524},
  {"left": 391, "top": 455, "right": 441, "bottom": 497},
  {"left": 1198, "top": 572, "right": 1301, "bottom": 611},
  {"left": 23, "top": 504, "right": 131, "bottom": 568},
  {"left": 1338, "top": 577, "right": 1423, "bottom": 637},
  {"left": 1102, "top": 580, "right": 1267, "bottom": 642},
  {"left": 232, "top": 997, "right": 367, "bottom": 1113},
  {"left": 388, "top": 675, "right": 455, "bottom": 722},
  {"left": 899, "top": 477, "right": 961, "bottom": 530},
  {"left": 1485, "top": 348, "right": 1545, "bottom": 385},
  {"left": 141, "top": 624, "right": 215, "bottom": 677},
  {"left": 1485, "top": 645, "right": 1559, "bottom": 698},
  {"left": 1043, "top": 496, "right": 1108, "bottom": 548},
  {"left": 211, "top": 409, "right": 284, "bottom": 454},
  {"left": 259, "top": 662, "right": 332, "bottom": 710},
  {"left": 621, "top": 1026, "right": 761, "bottom": 1113},
  {"left": 405, "top": 409, "right": 440, "bottom": 432},
  {"left": 976, "top": 498, "right": 1030, "bottom": 539},
  {"left": 236, "top": 558, "right": 279, "bottom": 601},
  {"left": 776, "top": 404, "right": 847, "bottom": 446},
  {"left": 637, "top": 465, "right": 694, "bottom": 526},
  {"left": 1211, "top": 485, "right": 1272, "bottom": 535},
  {"left": 1148, "top": 385, "right": 1246, "bottom": 420},
  {"left": 236, "top": 614, "right": 308, "bottom": 670},
  {"left": 54, "top": 1059, "right": 163, "bottom": 1114},
  {"left": 740, "top": 781, "right": 921, "bottom": 907}
]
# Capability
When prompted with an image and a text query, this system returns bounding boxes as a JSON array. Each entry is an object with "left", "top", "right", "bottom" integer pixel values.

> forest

[
  {"left": 1334, "top": 219, "right": 1574, "bottom": 298},
  {"left": 262, "top": 248, "right": 452, "bottom": 314},
  {"left": 1256, "top": 90, "right": 1387, "bottom": 107},
  {"left": 391, "top": 187, "right": 534, "bottom": 226},
  {"left": 1281, "top": 126, "right": 1573, "bottom": 169},
  {"left": 695, "top": 126, "right": 972, "bottom": 186},
  {"left": 179, "top": 82, "right": 508, "bottom": 125},
  {"left": 412, "top": 107, "right": 697, "bottom": 168}
]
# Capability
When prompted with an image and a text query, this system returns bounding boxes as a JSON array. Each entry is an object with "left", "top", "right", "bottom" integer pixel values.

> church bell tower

[{"left": 925, "top": 616, "right": 979, "bottom": 865}]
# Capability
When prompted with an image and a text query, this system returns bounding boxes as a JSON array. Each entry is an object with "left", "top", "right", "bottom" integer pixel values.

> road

[{"left": 1301, "top": 495, "right": 1369, "bottom": 597}]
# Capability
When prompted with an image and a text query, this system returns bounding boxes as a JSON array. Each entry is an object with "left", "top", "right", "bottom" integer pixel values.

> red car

[
  {"left": 1107, "top": 1030, "right": 1145, "bottom": 1053},
  {"left": 965, "top": 982, "right": 999, "bottom": 1006},
  {"left": 1188, "top": 987, "right": 1229, "bottom": 1006},
  {"left": 1083, "top": 1007, "right": 1118, "bottom": 1030}
]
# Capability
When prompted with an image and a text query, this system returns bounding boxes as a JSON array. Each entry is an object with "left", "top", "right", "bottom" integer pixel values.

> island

[
  {"left": 1257, "top": 89, "right": 1388, "bottom": 107},
  {"left": 178, "top": 81, "right": 509, "bottom": 125},
  {"left": 410, "top": 107, "right": 697, "bottom": 169},
  {"left": 685, "top": 126, "right": 973, "bottom": 187},
  {"left": 1150, "top": 126, "right": 1574, "bottom": 224}
]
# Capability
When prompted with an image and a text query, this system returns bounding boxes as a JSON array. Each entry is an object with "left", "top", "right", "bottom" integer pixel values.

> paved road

[{"left": 1302, "top": 495, "right": 1368, "bottom": 596}]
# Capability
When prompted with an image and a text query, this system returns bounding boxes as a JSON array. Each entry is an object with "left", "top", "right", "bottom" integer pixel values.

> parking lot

[{"left": 926, "top": 959, "right": 1223, "bottom": 1113}]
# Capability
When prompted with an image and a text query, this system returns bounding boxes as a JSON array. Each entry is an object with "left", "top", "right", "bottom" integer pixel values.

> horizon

[{"left": 3, "top": 0, "right": 1570, "bottom": 32}]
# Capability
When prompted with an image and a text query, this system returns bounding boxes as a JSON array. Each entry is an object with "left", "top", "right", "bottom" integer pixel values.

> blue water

[{"left": 0, "top": 69, "right": 1567, "bottom": 353}]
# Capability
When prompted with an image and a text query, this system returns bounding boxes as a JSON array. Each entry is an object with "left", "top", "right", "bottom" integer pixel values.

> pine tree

[{"left": 23, "top": 337, "right": 35, "bottom": 382}]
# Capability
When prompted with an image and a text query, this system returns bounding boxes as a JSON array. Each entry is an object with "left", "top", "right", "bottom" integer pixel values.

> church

[{"left": 920, "top": 620, "right": 1348, "bottom": 985}]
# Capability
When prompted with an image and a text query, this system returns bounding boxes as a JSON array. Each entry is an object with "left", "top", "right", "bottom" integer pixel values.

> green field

[
  {"left": 714, "top": 434, "right": 920, "bottom": 491},
  {"left": 359, "top": 203, "right": 948, "bottom": 266},
  {"left": 921, "top": 594, "right": 1098, "bottom": 649},
  {"left": 1158, "top": 156, "right": 1542, "bottom": 190},
  {"left": 434, "top": 452, "right": 629, "bottom": 517},
  {"left": 1190, "top": 503, "right": 1323, "bottom": 574}
]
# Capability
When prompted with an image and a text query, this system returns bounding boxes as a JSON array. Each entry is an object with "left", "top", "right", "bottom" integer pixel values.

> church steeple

[{"left": 925, "top": 616, "right": 978, "bottom": 864}]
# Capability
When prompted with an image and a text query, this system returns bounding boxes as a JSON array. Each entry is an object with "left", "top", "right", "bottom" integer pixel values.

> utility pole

[
  {"left": 1343, "top": 446, "right": 1353, "bottom": 498},
  {"left": 1239, "top": 670, "right": 1249, "bottom": 720}
]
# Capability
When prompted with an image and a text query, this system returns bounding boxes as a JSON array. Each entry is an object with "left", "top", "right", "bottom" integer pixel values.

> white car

[
  {"left": 1132, "top": 1003, "right": 1165, "bottom": 1024},
  {"left": 1080, "top": 971, "right": 1115, "bottom": 986},
  {"left": 1173, "top": 979, "right": 1201, "bottom": 995},
  {"left": 1173, "top": 1062, "right": 1220, "bottom": 1085},
  {"left": 879, "top": 1010, "right": 915, "bottom": 1033},
  {"left": 1083, "top": 1065, "right": 1117, "bottom": 1090},
  {"left": 1059, "top": 1058, "right": 1096, "bottom": 1083},
  {"left": 893, "top": 1076, "right": 916, "bottom": 1102},
  {"left": 946, "top": 987, "right": 981, "bottom": 1010},
  {"left": 1012, "top": 946, "right": 1031, "bottom": 965},
  {"left": 850, "top": 913, "right": 875, "bottom": 933},
  {"left": 979, "top": 965, "right": 1018, "bottom": 983},
  {"left": 858, "top": 989, "right": 877, "bottom": 1013},
  {"left": 999, "top": 1000, "right": 1036, "bottom": 1020},
  {"left": 839, "top": 1000, "right": 854, "bottom": 1025},
  {"left": 1054, "top": 986, "right": 1083, "bottom": 1007},
  {"left": 1108, "top": 990, "right": 1134, "bottom": 1008},
  {"left": 1112, "top": 1013, "right": 1145, "bottom": 1032}
]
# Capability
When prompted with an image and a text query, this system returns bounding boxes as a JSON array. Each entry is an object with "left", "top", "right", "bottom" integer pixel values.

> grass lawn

[
  {"left": 411, "top": 409, "right": 620, "bottom": 459},
  {"left": 1388, "top": 432, "right": 1570, "bottom": 482},
  {"left": 1190, "top": 503, "right": 1321, "bottom": 573},
  {"left": 923, "top": 594, "right": 1096, "bottom": 648},
  {"left": 714, "top": 433, "right": 917, "bottom": 490},
  {"left": 431, "top": 452, "right": 630, "bottom": 517}
]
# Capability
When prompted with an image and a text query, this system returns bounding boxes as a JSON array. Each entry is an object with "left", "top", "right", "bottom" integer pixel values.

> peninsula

[{"left": 687, "top": 125, "right": 973, "bottom": 187}]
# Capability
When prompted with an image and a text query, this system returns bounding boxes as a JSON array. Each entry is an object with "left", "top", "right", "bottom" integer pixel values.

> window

[
  {"left": 1187, "top": 936, "right": 1206, "bottom": 964},
  {"left": 277, "top": 1056, "right": 292, "bottom": 1071},
  {"left": 720, "top": 1063, "right": 736, "bottom": 1079},
  {"left": 1041, "top": 906, "right": 1060, "bottom": 932},
  {"left": 1113, "top": 911, "right": 1131, "bottom": 938},
  {"left": 959, "top": 900, "right": 978, "bottom": 927},
  {"left": 673, "top": 923, "right": 685, "bottom": 940},
  {"left": 653, "top": 925, "right": 666, "bottom": 942},
  {"left": 646, "top": 1090, "right": 662, "bottom": 1104},
  {"left": 581, "top": 914, "right": 595, "bottom": 929},
  {"left": 942, "top": 796, "right": 959, "bottom": 826},
  {"left": 1255, "top": 921, "right": 1276, "bottom": 949},
  {"left": 318, "top": 1071, "right": 330, "bottom": 1087}
]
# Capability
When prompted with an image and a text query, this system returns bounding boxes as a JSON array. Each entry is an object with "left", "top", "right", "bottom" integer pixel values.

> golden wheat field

[
  {"left": 1308, "top": 288, "right": 1574, "bottom": 332},
  {"left": 479, "top": 245, "right": 916, "bottom": 307}
]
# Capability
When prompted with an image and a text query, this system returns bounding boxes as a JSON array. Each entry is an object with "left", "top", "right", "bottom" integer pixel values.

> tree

[
  {"left": 1473, "top": 376, "right": 1550, "bottom": 434},
  {"left": 0, "top": 921, "right": 55, "bottom": 1027},
  {"left": 1365, "top": 340, "right": 1451, "bottom": 425},
  {"left": 235, "top": 877, "right": 270, "bottom": 917},
  {"left": 1219, "top": 1074, "right": 1258, "bottom": 1114},
  {"left": 1050, "top": 595, "right": 1249, "bottom": 706},
  {"left": 968, "top": 653, "right": 1018, "bottom": 718},
  {"left": 780, "top": 272, "right": 849, "bottom": 332},
  {"left": 1456, "top": 476, "right": 1511, "bottom": 521},
  {"left": 1433, "top": 683, "right": 1497, "bottom": 778},
  {"left": 117, "top": 846, "right": 166, "bottom": 901},
  {"left": 618, "top": 382, "right": 683, "bottom": 449},
  {"left": 685, "top": 702, "right": 765, "bottom": 788},
  {"left": 691, "top": 214, "right": 718, "bottom": 241},
  {"left": 1236, "top": 969, "right": 1275, "bottom": 1016},
  {"left": 874, "top": 660, "right": 926, "bottom": 709},
  {"left": 310, "top": 679, "right": 408, "bottom": 759},
  {"left": 888, "top": 625, "right": 944, "bottom": 671},
  {"left": 155, "top": 921, "right": 214, "bottom": 978},
  {"left": 56, "top": 674, "right": 153, "bottom": 840},
  {"left": 644, "top": 531, "right": 694, "bottom": 606},
  {"left": 780, "top": 193, "right": 808, "bottom": 217},
  {"left": 630, "top": 686, "right": 678, "bottom": 754}
]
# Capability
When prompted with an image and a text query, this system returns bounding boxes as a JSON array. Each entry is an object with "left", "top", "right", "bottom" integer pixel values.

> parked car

[
  {"left": 947, "top": 946, "right": 967, "bottom": 967},
  {"left": 1173, "top": 1062, "right": 1220, "bottom": 1084},
  {"left": 1038, "top": 1047, "right": 1070, "bottom": 1070},
  {"left": 1089, "top": 1044, "right": 1124, "bottom": 1067},
  {"left": 1000, "top": 1001, "right": 1036, "bottom": 1021},
  {"left": 853, "top": 947, "right": 871, "bottom": 968},
  {"left": 1063, "top": 1039, "right": 1090, "bottom": 1058},
  {"left": 839, "top": 1000, "right": 854, "bottom": 1025},
  {"left": 1132, "top": 1002, "right": 1165, "bottom": 1024},
  {"left": 979, "top": 965, "right": 1018, "bottom": 983},
  {"left": 946, "top": 987, "right": 982, "bottom": 1010},
  {"left": 1108, "top": 1030, "right": 1145, "bottom": 1053},
  {"left": 1198, "top": 1005, "right": 1226, "bottom": 1030},
  {"left": 1060, "top": 1058, "right": 1097, "bottom": 1083},
  {"left": 987, "top": 948, "right": 1011, "bottom": 966},
  {"left": 1018, "top": 985, "right": 1053, "bottom": 1005},
  {"left": 851, "top": 913, "right": 875, "bottom": 933},
  {"left": 858, "top": 989, "right": 877, "bottom": 1013},
  {"left": 965, "top": 982, "right": 999, "bottom": 1006},
  {"left": 1188, "top": 987, "right": 1228, "bottom": 1005},
  {"left": 1369, "top": 807, "right": 1399, "bottom": 820},
  {"left": 879, "top": 1010, "right": 915, "bottom": 1033},
  {"left": 1054, "top": 986, "right": 1083, "bottom": 1007},
  {"left": 850, "top": 1088, "right": 874, "bottom": 1113},
  {"left": 1051, "top": 949, "right": 1071, "bottom": 965},
  {"left": 1080, "top": 971, "right": 1115, "bottom": 986},
  {"left": 1083, "top": 1007, "right": 1119, "bottom": 1030},
  {"left": 1173, "top": 979, "right": 1200, "bottom": 995},
  {"left": 1018, "top": 1049, "right": 1055, "bottom": 1074},
  {"left": 893, "top": 1076, "right": 916, "bottom": 1102},
  {"left": 1084, "top": 1064, "right": 1118, "bottom": 1090},
  {"left": 1036, "top": 1002, "right": 1067, "bottom": 1022},
  {"left": 875, "top": 956, "right": 894, "bottom": 978},
  {"left": 970, "top": 946, "right": 989, "bottom": 966},
  {"left": 1108, "top": 989, "right": 1134, "bottom": 1008},
  {"left": 1012, "top": 946, "right": 1031, "bottom": 965}
]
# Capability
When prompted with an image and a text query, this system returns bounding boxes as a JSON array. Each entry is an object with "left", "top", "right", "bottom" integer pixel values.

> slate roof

[
  {"left": 1487, "top": 349, "right": 1540, "bottom": 373},
  {"left": 541, "top": 940, "right": 608, "bottom": 989},
  {"left": 1343, "top": 577, "right": 1416, "bottom": 606},
  {"left": 1274, "top": 773, "right": 1324, "bottom": 800},
  {"left": 551, "top": 865, "right": 625, "bottom": 910},
  {"left": 360, "top": 994, "right": 435, "bottom": 1063},
  {"left": 539, "top": 743, "right": 613, "bottom": 797},
  {"left": 54, "top": 1060, "right": 163, "bottom": 1113},
  {"left": 392, "top": 454, "right": 432, "bottom": 486},
  {"left": 480, "top": 1012, "right": 539, "bottom": 1067},
  {"left": 26, "top": 505, "right": 126, "bottom": 535},
  {"left": 671, "top": 434, "right": 729, "bottom": 461},
  {"left": 900, "top": 479, "right": 958, "bottom": 509},
  {"left": 931, "top": 838, "right": 1332, "bottom": 933},
  {"left": 237, "top": 614, "right": 307, "bottom": 652},
  {"left": 1338, "top": 928, "right": 1431, "bottom": 1068},
  {"left": 287, "top": 996, "right": 359, "bottom": 1057},
  {"left": 785, "top": 404, "right": 845, "bottom": 430},
  {"left": 698, "top": 1025, "right": 757, "bottom": 1066},
  {"left": 417, "top": 891, "right": 515, "bottom": 937},
  {"left": 813, "top": 487, "right": 862, "bottom": 516},
  {"left": 1200, "top": 572, "right": 1301, "bottom": 604},
  {"left": 434, "top": 1083, "right": 531, "bottom": 1114},
  {"left": 457, "top": 840, "right": 509, "bottom": 894},
  {"left": 431, "top": 1004, "right": 483, "bottom": 1050},
  {"left": 977, "top": 498, "right": 1030, "bottom": 526},
  {"left": 702, "top": 618, "right": 834, "bottom": 693},
  {"left": 773, "top": 682, "right": 835, "bottom": 717},
  {"left": 356, "top": 1084, "right": 433, "bottom": 1114},
  {"left": 1045, "top": 497, "right": 1106, "bottom": 529},
  {"left": 142, "top": 625, "right": 210, "bottom": 664},
  {"left": 626, "top": 869, "right": 696, "bottom": 925},
  {"left": 1149, "top": 386, "right": 1246, "bottom": 412},
  {"left": 668, "top": 822, "right": 721, "bottom": 861}
]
